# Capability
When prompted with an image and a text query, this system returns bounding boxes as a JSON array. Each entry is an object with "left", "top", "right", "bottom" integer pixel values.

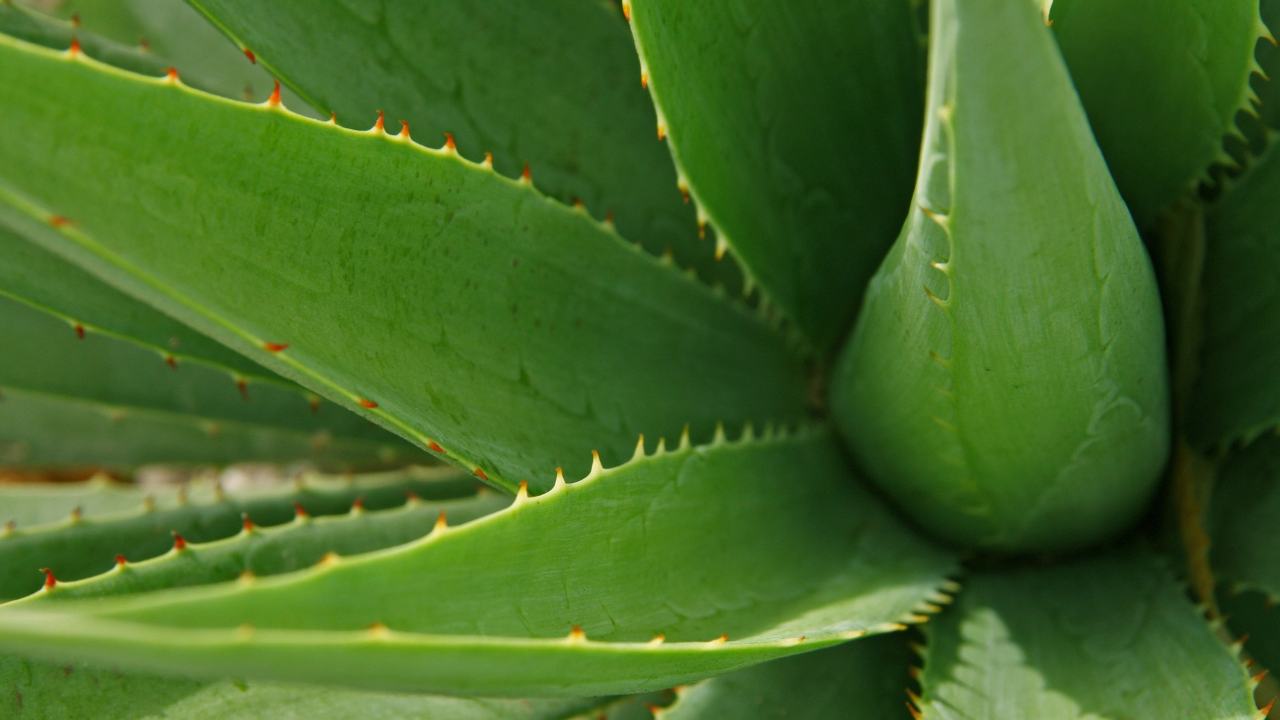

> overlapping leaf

[
  {"left": 0, "top": 429, "right": 955, "bottom": 696},
  {"left": 1210, "top": 436, "right": 1280, "bottom": 602},
  {"left": 627, "top": 0, "right": 924, "bottom": 349},
  {"left": 0, "top": 466, "right": 474, "bottom": 600},
  {"left": 188, "top": 0, "right": 717, "bottom": 283},
  {"left": 917, "top": 548, "right": 1257, "bottom": 719},
  {"left": 1192, "top": 138, "right": 1280, "bottom": 448},
  {"left": 0, "top": 35, "right": 809, "bottom": 492},
  {"left": 1050, "top": 0, "right": 1267, "bottom": 228},
  {"left": 663, "top": 635, "right": 912, "bottom": 720}
]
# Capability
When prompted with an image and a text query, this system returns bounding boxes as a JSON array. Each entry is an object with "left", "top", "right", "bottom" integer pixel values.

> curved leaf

[
  {"left": 1192, "top": 139, "right": 1280, "bottom": 448},
  {"left": 19, "top": 491, "right": 507, "bottom": 601},
  {"left": 1210, "top": 437, "right": 1280, "bottom": 602},
  {"left": 0, "top": 1, "right": 163, "bottom": 77},
  {"left": 1218, "top": 589, "right": 1280, "bottom": 715},
  {"left": 0, "top": 34, "right": 809, "bottom": 492},
  {"left": 1050, "top": 0, "right": 1267, "bottom": 228},
  {"left": 626, "top": 0, "right": 924, "bottom": 349},
  {"left": 188, "top": 0, "right": 721, "bottom": 284},
  {"left": 663, "top": 635, "right": 912, "bottom": 720},
  {"left": 0, "top": 428, "right": 956, "bottom": 696},
  {"left": 829, "top": 0, "right": 1168, "bottom": 552},
  {"left": 0, "top": 293, "right": 415, "bottom": 457},
  {"left": 0, "top": 465, "right": 474, "bottom": 600},
  {"left": 0, "top": 476, "right": 188, "bottom": 528},
  {"left": 917, "top": 548, "right": 1257, "bottom": 719},
  {"left": 0, "top": 655, "right": 615, "bottom": 720}
]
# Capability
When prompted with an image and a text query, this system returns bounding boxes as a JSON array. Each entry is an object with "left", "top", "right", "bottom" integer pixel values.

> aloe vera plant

[{"left": 1, "top": 0, "right": 1279, "bottom": 716}]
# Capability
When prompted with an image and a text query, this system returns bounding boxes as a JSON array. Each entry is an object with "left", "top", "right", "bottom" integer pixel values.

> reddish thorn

[
  {"left": 443, "top": 132, "right": 456, "bottom": 151},
  {"left": 483, "top": 151, "right": 494, "bottom": 167},
  {"left": 267, "top": 80, "right": 281, "bottom": 107},
  {"left": 70, "top": 12, "right": 81, "bottom": 28},
  {"left": 241, "top": 513, "right": 255, "bottom": 532},
  {"left": 171, "top": 532, "right": 187, "bottom": 551},
  {"left": 68, "top": 36, "right": 81, "bottom": 57},
  {"left": 49, "top": 215, "right": 71, "bottom": 228},
  {"left": 405, "top": 490, "right": 421, "bottom": 502},
  {"left": 308, "top": 396, "right": 320, "bottom": 414},
  {"left": 622, "top": 1, "right": 631, "bottom": 21},
  {"left": 473, "top": 467, "right": 489, "bottom": 481},
  {"left": 399, "top": 119, "right": 411, "bottom": 139},
  {"left": 351, "top": 496, "right": 366, "bottom": 512},
  {"left": 114, "top": 554, "right": 127, "bottom": 567},
  {"left": 358, "top": 398, "right": 378, "bottom": 409},
  {"left": 243, "top": 48, "right": 257, "bottom": 64},
  {"left": 293, "top": 501, "right": 309, "bottom": 518},
  {"left": 262, "top": 341, "right": 289, "bottom": 353},
  {"left": 640, "top": 71, "right": 648, "bottom": 89},
  {"left": 427, "top": 440, "right": 444, "bottom": 454},
  {"left": 165, "top": 354, "right": 177, "bottom": 370},
  {"left": 73, "top": 323, "right": 85, "bottom": 340},
  {"left": 605, "top": 210, "right": 616, "bottom": 225},
  {"left": 236, "top": 378, "right": 249, "bottom": 401},
  {"left": 521, "top": 163, "right": 532, "bottom": 182},
  {"left": 328, "top": 111, "right": 338, "bottom": 124},
  {"left": 40, "top": 568, "right": 56, "bottom": 590},
  {"left": 166, "top": 66, "right": 179, "bottom": 82},
  {"left": 373, "top": 110, "right": 385, "bottom": 132},
  {"left": 1262, "top": 699, "right": 1277, "bottom": 716}
]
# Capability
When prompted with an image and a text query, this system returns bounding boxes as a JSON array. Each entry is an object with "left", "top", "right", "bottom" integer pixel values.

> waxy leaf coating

[{"left": 831, "top": 0, "right": 1169, "bottom": 553}]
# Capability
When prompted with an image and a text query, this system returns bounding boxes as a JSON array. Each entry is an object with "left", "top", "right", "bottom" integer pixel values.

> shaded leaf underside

[
  {"left": 0, "top": 35, "right": 810, "bottom": 492},
  {"left": 1192, "top": 138, "right": 1280, "bottom": 449},
  {"left": 0, "top": 429, "right": 955, "bottom": 696}
]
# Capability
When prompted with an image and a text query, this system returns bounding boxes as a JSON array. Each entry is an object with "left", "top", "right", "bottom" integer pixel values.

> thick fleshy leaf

[
  {"left": 0, "top": 656, "right": 616, "bottom": 720},
  {"left": 0, "top": 476, "right": 188, "bottom": 528},
  {"left": 1192, "top": 140, "right": 1280, "bottom": 448},
  {"left": 1050, "top": 0, "right": 1267, "bottom": 228},
  {"left": 626, "top": 0, "right": 924, "bottom": 349},
  {"left": 0, "top": 466, "right": 474, "bottom": 601},
  {"left": 0, "top": 293, "right": 417, "bottom": 463},
  {"left": 917, "top": 548, "right": 1257, "bottom": 719},
  {"left": 24, "top": 0, "right": 282, "bottom": 103},
  {"left": 0, "top": 35, "right": 809, "bottom": 492},
  {"left": 187, "top": 0, "right": 718, "bottom": 284},
  {"left": 0, "top": 1, "right": 163, "bottom": 77},
  {"left": 1218, "top": 589, "right": 1280, "bottom": 714},
  {"left": 1, "top": 201, "right": 284, "bottom": 385},
  {"left": 829, "top": 0, "right": 1169, "bottom": 553},
  {"left": 1210, "top": 437, "right": 1280, "bottom": 601},
  {"left": 19, "top": 491, "right": 507, "bottom": 601},
  {"left": 0, "top": 428, "right": 956, "bottom": 696},
  {"left": 663, "top": 635, "right": 912, "bottom": 720}
]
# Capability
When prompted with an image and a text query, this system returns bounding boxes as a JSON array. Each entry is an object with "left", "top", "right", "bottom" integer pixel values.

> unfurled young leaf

[{"left": 831, "top": 0, "right": 1169, "bottom": 553}]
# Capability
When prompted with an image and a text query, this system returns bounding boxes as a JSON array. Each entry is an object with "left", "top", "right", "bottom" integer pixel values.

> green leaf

[
  {"left": 19, "top": 490, "right": 507, "bottom": 602},
  {"left": 0, "top": 293, "right": 417, "bottom": 463},
  {"left": 1191, "top": 139, "right": 1280, "bottom": 449},
  {"left": 0, "top": 428, "right": 955, "bottom": 696},
  {"left": 0, "top": 466, "right": 475, "bottom": 601},
  {"left": 829, "top": 0, "right": 1169, "bottom": 553},
  {"left": 0, "top": 476, "right": 189, "bottom": 528},
  {"left": 0, "top": 34, "right": 809, "bottom": 492},
  {"left": 1050, "top": 0, "right": 1267, "bottom": 228},
  {"left": 1209, "top": 436, "right": 1280, "bottom": 601},
  {"left": 663, "top": 635, "right": 912, "bottom": 720},
  {"left": 0, "top": 1, "right": 163, "bottom": 77},
  {"left": 1218, "top": 589, "right": 1280, "bottom": 713},
  {"left": 187, "top": 0, "right": 722, "bottom": 286},
  {"left": 918, "top": 548, "right": 1257, "bottom": 720},
  {"left": 0, "top": 655, "right": 617, "bottom": 720},
  {"left": 0, "top": 387, "right": 405, "bottom": 471},
  {"left": 23, "top": 0, "right": 284, "bottom": 104},
  {"left": 626, "top": 0, "right": 924, "bottom": 350},
  {"left": 0, "top": 198, "right": 284, "bottom": 385}
]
